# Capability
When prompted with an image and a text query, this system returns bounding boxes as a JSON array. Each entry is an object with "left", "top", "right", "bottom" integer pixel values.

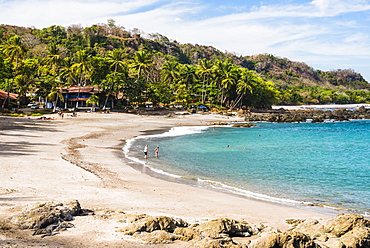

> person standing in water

[
  {"left": 154, "top": 146, "right": 159, "bottom": 158},
  {"left": 144, "top": 145, "right": 148, "bottom": 159}
]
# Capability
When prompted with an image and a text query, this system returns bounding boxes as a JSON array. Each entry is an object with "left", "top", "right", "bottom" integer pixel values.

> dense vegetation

[{"left": 1, "top": 20, "right": 369, "bottom": 111}]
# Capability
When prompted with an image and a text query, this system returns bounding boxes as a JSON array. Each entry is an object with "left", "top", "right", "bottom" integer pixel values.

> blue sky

[{"left": 1, "top": 0, "right": 370, "bottom": 81}]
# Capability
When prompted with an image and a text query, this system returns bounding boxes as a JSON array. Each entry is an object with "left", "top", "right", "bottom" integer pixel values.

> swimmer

[{"left": 144, "top": 145, "right": 148, "bottom": 159}]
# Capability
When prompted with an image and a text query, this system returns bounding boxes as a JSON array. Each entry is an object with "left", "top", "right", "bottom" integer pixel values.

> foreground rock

[
  {"left": 119, "top": 213, "right": 370, "bottom": 248},
  {"left": 2, "top": 201, "right": 370, "bottom": 247},
  {"left": 292, "top": 213, "right": 370, "bottom": 248},
  {"left": 8, "top": 200, "right": 84, "bottom": 237}
]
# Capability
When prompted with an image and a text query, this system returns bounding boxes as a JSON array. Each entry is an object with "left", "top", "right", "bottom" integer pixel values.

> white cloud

[
  {"left": 0, "top": 0, "right": 164, "bottom": 27},
  {"left": 1, "top": 0, "right": 370, "bottom": 80}
]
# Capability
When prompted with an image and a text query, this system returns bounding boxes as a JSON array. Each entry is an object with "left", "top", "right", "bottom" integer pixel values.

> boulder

[
  {"left": 133, "top": 230, "right": 181, "bottom": 244},
  {"left": 339, "top": 226, "right": 370, "bottom": 248},
  {"left": 118, "top": 216, "right": 188, "bottom": 235},
  {"left": 249, "top": 233, "right": 279, "bottom": 248},
  {"left": 292, "top": 218, "right": 328, "bottom": 242},
  {"left": 195, "top": 218, "right": 253, "bottom": 237},
  {"left": 232, "top": 123, "right": 257, "bottom": 128},
  {"left": 174, "top": 227, "right": 199, "bottom": 241},
  {"left": 278, "top": 231, "right": 319, "bottom": 248},
  {"left": 10, "top": 200, "right": 82, "bottom": 230},
  {"left": 323, "top": 213, "right": 369, "bottom": 237},
  {"left": 249, "top": 231, "right": 319, "bottom": 248},
  {"left": 210, "top": 121, "right": 228, "bottom": 125},
  {"left": 187, "top": 236, "right": 247, "bottom": 248}
]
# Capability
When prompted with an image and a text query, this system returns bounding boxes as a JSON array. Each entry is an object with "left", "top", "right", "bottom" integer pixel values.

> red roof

[
  {"left": 60, "top": 86, "right": 100, "bottom": 94},
  {"left": 0, "top": 90, "right": 18, "bottom": 100}
]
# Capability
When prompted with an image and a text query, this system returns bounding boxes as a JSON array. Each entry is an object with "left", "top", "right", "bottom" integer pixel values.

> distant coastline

[{"left": 272, "top": 103, "right": 370, "bottom": 110}]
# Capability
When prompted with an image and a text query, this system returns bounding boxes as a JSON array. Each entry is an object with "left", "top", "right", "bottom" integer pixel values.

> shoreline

[
  {"left": 0, "top": 111, "right": 340, "bottom": 247},
  {"left": 123, "top": 124, "right": 345, "bottom": 217}
]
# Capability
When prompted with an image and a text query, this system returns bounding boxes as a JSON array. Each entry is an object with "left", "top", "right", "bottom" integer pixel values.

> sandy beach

[{"left": 0, "top": 111, "right": 337, "bottom": 247}]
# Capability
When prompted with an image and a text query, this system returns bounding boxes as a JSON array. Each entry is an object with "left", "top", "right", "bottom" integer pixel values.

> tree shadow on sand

[{"left": 0, "top": 117, "right": 61, "bottom": 156}]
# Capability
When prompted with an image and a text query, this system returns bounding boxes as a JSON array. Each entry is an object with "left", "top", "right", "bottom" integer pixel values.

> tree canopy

[{"left": 0, "top": 22, "right": 369, "bottom": 111}]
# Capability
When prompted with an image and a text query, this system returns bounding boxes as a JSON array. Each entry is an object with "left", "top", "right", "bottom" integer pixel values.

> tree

[
  {"left": 0, "top": 35, "right": 27, "bottom": 109},
  {"left": 161, "top": 61, "right": 180, "bottom": 87},
  {"left": 70, "top": 50, "right": 91, "bottom": 108},
  {"left": 130, "top": 50, "right": 153, "bottom": 81},
  {"left": 86, "top": 94, "right": 99, "bottom": 111},
  {"left": 103, "top": 48, "right": 128, "bottom": 109},
  {"left": 196, "top": 59, "right": 214, "bottom": 104},
  {"left": 213, "top": 59, "right": 238, "bottom": 107},
  {"left": 128, "top": 50, "right": 153, "bottom": 102},
  {"left": 231, "top": 68, "right": 254, "bottom": 109},
  {"left": 14, "top": 59, "right": 38, "bottom": 105},
  {"left": 42, "top": 43, "right": 65, "bottom": 111}
]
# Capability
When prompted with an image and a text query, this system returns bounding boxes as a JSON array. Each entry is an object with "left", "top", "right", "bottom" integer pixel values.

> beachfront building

[
  {"left": 59, "top": 86, "right": 101, "bottom": 110},
  {"left": 0, "top": 89, "right": 18, "bottom": 109},
  {"left": 58, "top": 86, "right": 117, "bottom": 110}
]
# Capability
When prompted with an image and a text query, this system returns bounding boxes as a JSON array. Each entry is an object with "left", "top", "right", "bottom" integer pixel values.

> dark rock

[
  {"left": 232, "top": 123, "right": 257, "bottom": 128},
  {"left": 211, "top": 121, "right": 229, "bottom": 125}
]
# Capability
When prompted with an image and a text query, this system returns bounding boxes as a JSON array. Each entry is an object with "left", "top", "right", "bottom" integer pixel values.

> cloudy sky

[{"left": 2, "top": 0, "right": 370, "bottom": 81}]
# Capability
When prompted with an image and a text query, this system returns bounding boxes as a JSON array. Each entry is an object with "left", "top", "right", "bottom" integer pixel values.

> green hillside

[{"left": 1, "top": 21, "right": 369, "bottom": 111}]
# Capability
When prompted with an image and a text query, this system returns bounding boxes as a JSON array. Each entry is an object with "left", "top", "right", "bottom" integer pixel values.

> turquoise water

[{"left": 125, "top": 120, "right": 370, "bottom": 216}]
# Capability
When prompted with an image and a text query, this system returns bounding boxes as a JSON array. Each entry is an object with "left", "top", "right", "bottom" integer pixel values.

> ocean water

[{"left": 124, "top": 120, "right": 370, "bottom": 216}]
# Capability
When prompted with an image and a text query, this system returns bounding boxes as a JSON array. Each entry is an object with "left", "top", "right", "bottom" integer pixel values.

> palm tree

[
  {"left": 214, "top": 59, "right": 238, "bottom": 107},
  {"left": 161, "top": 61, "right": 180, "bottom": 89},
  {"left": 130, "top": 50, "right": 153, "bottom": 82},
  {"left": 70, "top": 50, "right": 91, "bottom": 108},
  {"left": 128, "top": 50, "right": 154, "bottom": 103},
  {"left": 101, "top": 49, "right": 128, "bottom": 109},
  {"left": 71, "top": 50, "right": 91, "bottom": 86},
  {"left": 14, "top": 59, "right": 38, "bottom": 105},
  {"left": 231, "top": 68, "right": 254, "bottom": 110},
  {"left": 0, "top": 35, "right": 27, "bottom": 109},
  {"left": 196, "top": 59, "right": 214, "bottom": 104},
  {"left": 179, "top": 64, "right": 198, "bottom": 102},
  {"left": 42, "top": 43, "right": 65, "bottom": 111},
  {"left": 86, "top": 94, "right": 99, "bottom": 111}
]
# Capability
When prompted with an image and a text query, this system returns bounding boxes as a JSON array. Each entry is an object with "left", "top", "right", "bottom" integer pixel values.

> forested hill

[{"left": 1, "top": 23, "right": 369, "bottom": 107}]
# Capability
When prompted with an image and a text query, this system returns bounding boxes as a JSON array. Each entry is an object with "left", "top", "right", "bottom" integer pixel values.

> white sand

[{"left": 0, "top": 111, "right": 336, "bottom": 247}]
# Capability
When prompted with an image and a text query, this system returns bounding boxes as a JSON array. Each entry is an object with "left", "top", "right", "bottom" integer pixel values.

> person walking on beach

[
  {"left": 154, "top": 146, "right": 159, "bottom": 158},
  {"left": 144, "top": 145, "right": 148, "bottom": 159}
]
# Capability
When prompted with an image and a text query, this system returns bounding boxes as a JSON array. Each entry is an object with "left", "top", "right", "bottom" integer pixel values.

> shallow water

[{"left": 125, "top": 120, "right": 370, "bottom": 216}]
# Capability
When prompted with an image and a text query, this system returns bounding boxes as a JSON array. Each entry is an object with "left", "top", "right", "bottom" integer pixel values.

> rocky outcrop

[
  {"left": 9, "top": 200, "right": 83, "bottom": 237},
  {"left": 118, "top": 216, "right": 254, "bottom": 247},
  {"left": 3, "top": 201, "right": 370, "bottom": 247},
  {"left": 288, "top": 213, "right": 370, "bottom": 248},
  {"left": 245, "top": 107, "right": 370, "bottom": 122},
  {"left": 232, "top": 123, "right": 257, "bottom": 128},
  {"left": 118, "top": 215, "right": 188, "bottom": 235},
  {"left": 210, "top": 121, "right": 229, "bottom": 125},
  {"left": 195, "top": 218, "right": 253, "bottom": 237},
  {"left": 249, "top": 231, "right": 319, "bottom": 248},
  {"left": 119, "top": 213, "right": 370, "bottom": 247}
]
